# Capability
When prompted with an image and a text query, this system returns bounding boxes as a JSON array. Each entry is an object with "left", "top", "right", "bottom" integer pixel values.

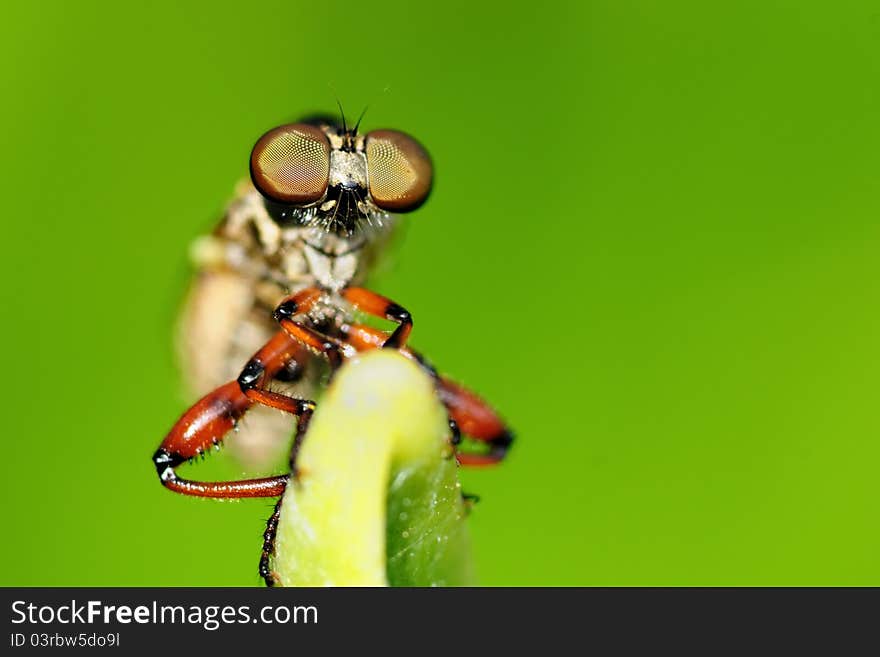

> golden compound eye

[
  {"left": 365, "top": 130, "right": 433, "bottom": 212},
  {"left": 250, "top": 123, "right": 331, "bottom": 205}
]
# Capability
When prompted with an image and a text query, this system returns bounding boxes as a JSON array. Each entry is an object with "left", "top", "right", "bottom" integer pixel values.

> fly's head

[{"left": 249, "top": 116, "right": 433, "bottom": 238}]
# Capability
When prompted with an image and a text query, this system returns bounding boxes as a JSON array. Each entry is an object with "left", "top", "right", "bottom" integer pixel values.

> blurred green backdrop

[{"left": 2, "top": 0, "right": 879, "bottom": 586}]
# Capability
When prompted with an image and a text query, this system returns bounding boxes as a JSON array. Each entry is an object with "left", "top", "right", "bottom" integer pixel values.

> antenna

[
  {"left": 336, "top": 98, "right": 348, "bottom": 134},
  {"left": 353, "top": 105, "right": 369, "bottom": 134}
]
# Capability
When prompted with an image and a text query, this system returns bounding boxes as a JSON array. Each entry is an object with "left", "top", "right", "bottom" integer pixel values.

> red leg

[
  {"left": 342, "top": 287, "right": 413, "bottom": 349},
  {"left": 437, "top": 377, "right": 513, "bottom": 466},
  {"left": 152, "top": 379, "right": 290, "bottom": 497},
  {"left": 339, "top": 322, "right": 435, "bottom": 375},
  {"left": 153, "top": 330, "right": 315, "bottom": 498},
  {"left": 239, "top": 286, "right": 333, "bottom": 385},
  {"left": 153, "top": 288, "right": 328, "bottom": 490},
  {"left": 338, "top": 322, "right": 514, "bottom": 466},
  {"left": 338, "top": 322, "right": 386, "bottom": 350},
  {"left": 155, "top": 286, "right": 347, "bottom": 586},
  {"left": 268, "top": 286, "right": 348, "bottom": 368},
  {"left": 153, "top": 287, "right": 343, "bottom": 498}
]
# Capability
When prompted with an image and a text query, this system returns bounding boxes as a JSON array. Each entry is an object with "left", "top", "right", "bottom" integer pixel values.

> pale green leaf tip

[{"left": 273, "top": 350, "right": 475, "bottom": 587}]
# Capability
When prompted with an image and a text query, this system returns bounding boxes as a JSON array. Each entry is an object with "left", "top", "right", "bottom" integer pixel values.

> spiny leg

[
  {"left": 260, "top": 497, "right": 284, "bottom": 587},
  {"left": 152, "top": 330, "right": 314, "bottom": 497},
  {"left": 237, "top": 372, "right": 320, "bottom": 587},
  {"left": 152, "top": 380, "right": 290, "bottom": 498},
  {"left": 247, "top": 376, "right": 323, "bottom": 588},
  {"left": 153, "top": 286, "right": 350, "bottom": 586},
  {"left": 153, "top": 287, "right": 331, "bottom": 498}
]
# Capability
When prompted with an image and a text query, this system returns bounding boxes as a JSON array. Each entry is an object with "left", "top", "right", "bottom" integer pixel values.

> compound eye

[
  {"left": 365, "top": 130, "right": 433, "bottom": 212},
  {"left": 250, "top": 123, "right": 330, "bottom": 205}
]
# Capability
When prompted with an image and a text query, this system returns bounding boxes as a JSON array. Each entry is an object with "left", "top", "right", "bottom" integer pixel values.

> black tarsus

[{"left": 259, "top": 498, "right": 284, "bottom": 587}]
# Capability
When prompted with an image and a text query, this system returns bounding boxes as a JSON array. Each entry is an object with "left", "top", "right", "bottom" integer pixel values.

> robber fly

[{"left": 152, "top": 114, "right": 513, "bottom": 586}]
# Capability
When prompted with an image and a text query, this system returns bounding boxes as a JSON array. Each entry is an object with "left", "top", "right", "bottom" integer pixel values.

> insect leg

[
  {"left": 341, "top": 287, "right": 413, "bottom": 349},
  {"left": 338, "top": 322, "right": 433, "bottom": 374},
  {"left": 151, "top": 377, "right": 290, "bottom": 498},
  {"left": 153, "top": 288, "right": 342, "bottom": 498},
  {"left": 436, "top": 377, "right": 514, "bottom": 466},
  {"left": 259, "top": 497, "right": 283, "bottom": 587},
  {"left": 152, "top": 328, "right": 317, "bottom": 498},
  {"left": 232, "top": 283, "right": 338, "bottom": 470}
]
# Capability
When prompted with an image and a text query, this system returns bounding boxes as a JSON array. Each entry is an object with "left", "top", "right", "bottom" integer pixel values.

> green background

[{"left": 2, "top": 0, "right": 879, "bottom": 586}]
